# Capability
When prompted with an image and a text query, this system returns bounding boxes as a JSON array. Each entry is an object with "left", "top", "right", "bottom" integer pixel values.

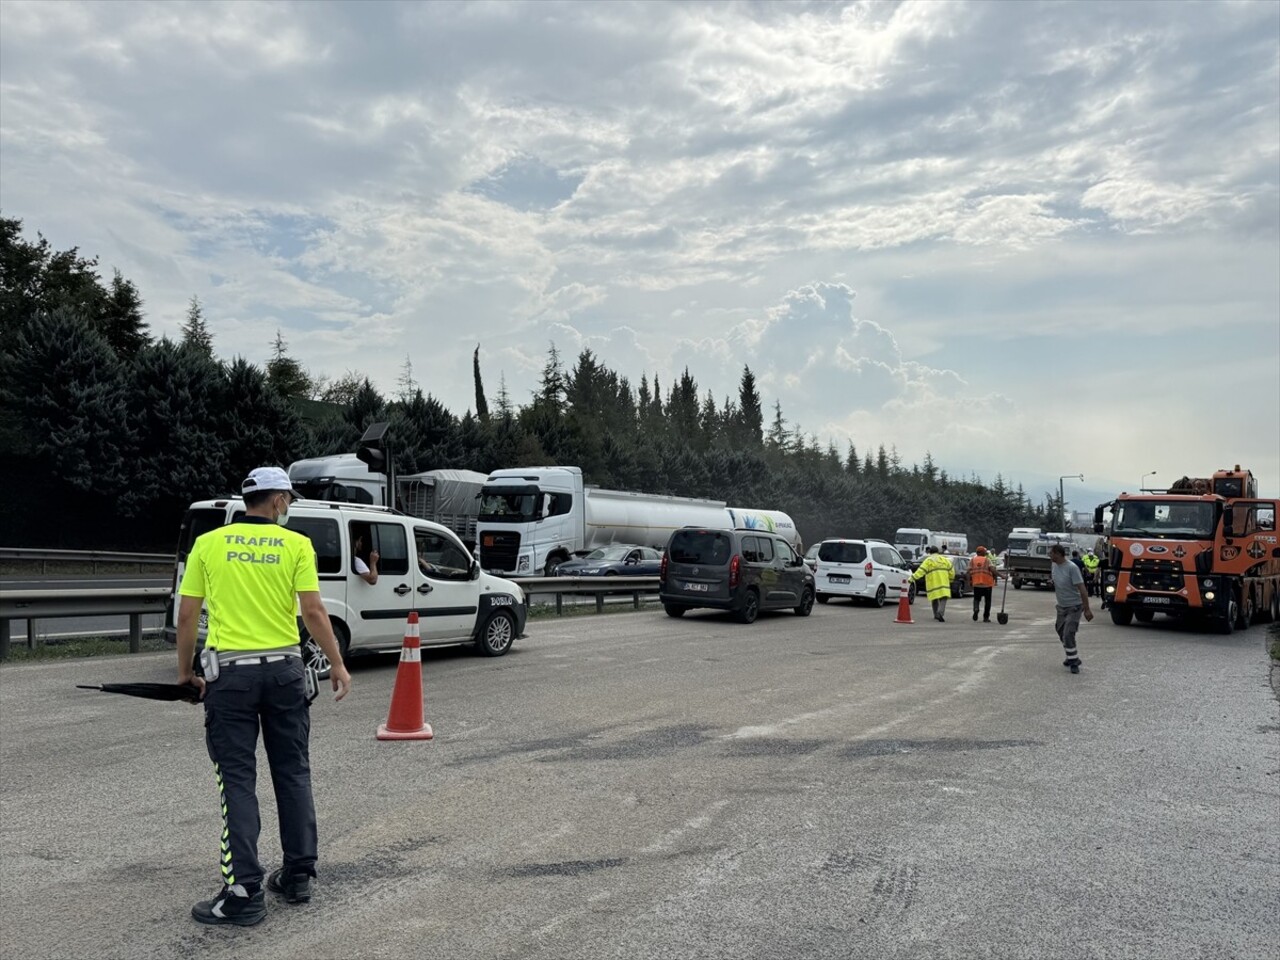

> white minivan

[
  {"left": 164, "top": 498, "right": 527, "bottom": 660},
  {"left": 814, "top": 538, "right": 915, "bottom": 607}
]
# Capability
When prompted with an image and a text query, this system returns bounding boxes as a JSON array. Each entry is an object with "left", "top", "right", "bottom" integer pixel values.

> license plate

[
  {"left": 683, "top": 582, "right": 709, "bottom": 592},
  {"left": 828, "top": 574, "right": 851, "bottom": 584},
  {"left": 1141, "top": 596, "right": 1171, "bottom": 605}
]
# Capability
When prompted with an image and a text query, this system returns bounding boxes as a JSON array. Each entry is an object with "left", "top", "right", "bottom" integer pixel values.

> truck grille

[
  {"left": 480, "top": 531, "right": 521, "bottom": 572},
  {"left": 1129, "top": 559, "right": 1185, "bottom": 592}
]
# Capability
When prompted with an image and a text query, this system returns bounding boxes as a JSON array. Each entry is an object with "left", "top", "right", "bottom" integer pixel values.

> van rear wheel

[
  {"left": 873, "top": 585, "right": 887, "bottom": 608},
  {"left": 663, "top": 604, "right": 688, "bottom": 618},
  {"left": 736, "top": 589, "right": 760, "bottom": 624}
]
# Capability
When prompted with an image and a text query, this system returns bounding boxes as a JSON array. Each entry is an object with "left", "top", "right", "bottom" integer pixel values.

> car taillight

[
  {"left": 864, "top": 561, "right": 874, "bottom": 578},
  {"left": 659, "top": 554, "right": 668, "bottom": 582},
  {"left": 729, "top": 554, "right": 741, "bottom": 588}
]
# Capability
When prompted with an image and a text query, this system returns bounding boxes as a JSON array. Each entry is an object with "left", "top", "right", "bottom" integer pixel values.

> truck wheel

[
  {"left": 1212, "top": 605, "right": 1235, "bottom": 635},
  {"left": 736, "top": 589, "right": 760, "bottom": 624},
  {"left": 1110, "top": 605, "right": 1133, "bottom": 626},
  {"left": 477, "top": 610, "right": 516, "bottom": 657},
  {"left": 1013, "top": 579, "right": 1023, "bottom": 590},
  {"left": 815, "top": 594, "right": 830, "bottom": 605},
  {"left": 663, "top": 604, "right": 687, "bottom": 618},
  {"left": 1134, "top": 609, "right": 1155, "bottom": 623},
  {"left": 794, "top": 587, "right": 814, "bottom": 617},
  {"left": 1234, "top": 595, "right": 1252, "bottom": 631},
  {"left": 873, "top": 585, "right": 887, "bottom": 608}
]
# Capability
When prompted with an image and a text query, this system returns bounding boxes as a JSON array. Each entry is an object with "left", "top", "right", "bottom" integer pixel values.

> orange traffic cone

[
  {"left": 893, "top": 582, "right": 914, "bottom": 624},
  {"left": 377, "top": 612, "right": 434, "bottom": 741}
]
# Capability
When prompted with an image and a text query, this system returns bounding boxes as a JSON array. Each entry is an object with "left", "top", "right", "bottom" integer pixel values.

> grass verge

[
  {"left": 527, "top": 599, "right": 661, "bottom": 621},
  {"left": 1, "top": 634, "right": 169, "bottom": 662}
]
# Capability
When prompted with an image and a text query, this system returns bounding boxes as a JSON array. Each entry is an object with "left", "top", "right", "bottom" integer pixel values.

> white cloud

[{"left": 1, "top": 0, "right": 1277, "bottom": 492}]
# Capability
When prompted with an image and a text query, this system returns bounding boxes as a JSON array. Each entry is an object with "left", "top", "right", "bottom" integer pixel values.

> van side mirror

[{"left": 469, "top": 560, "right": 481, "bottom": 580}]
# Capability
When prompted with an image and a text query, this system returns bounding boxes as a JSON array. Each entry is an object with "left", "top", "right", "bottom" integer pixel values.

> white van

[
  {"left": 163, "top": 498, "right": 527, "bottom": 660},
  {"left": 814, "top": 539, "right": 915, "bottom": 607}
]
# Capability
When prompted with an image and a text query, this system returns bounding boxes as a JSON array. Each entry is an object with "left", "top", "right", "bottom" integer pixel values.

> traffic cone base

[
  {"left": 377, "top": 612, "right": 434, "bottom": 741},
  {"left": 893, "top": 583, "right": 914, "bottom": 624},
  {"left": 377, "top": 721, "right": 434, "bottom": 741}
]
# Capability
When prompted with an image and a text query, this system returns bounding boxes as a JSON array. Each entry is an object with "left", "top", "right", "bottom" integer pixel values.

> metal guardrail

[
  {"left": 0, "top": 587, "right": 171, "bottom": 658},
  {"left": 0, "top": 547, "right": 175, "bottom": 575},
  {"left": 0, "top": 577, "right": 661, "bottom": 660},
  {"left": 517, "top": 575, "right": 661, "bottom": 614}
]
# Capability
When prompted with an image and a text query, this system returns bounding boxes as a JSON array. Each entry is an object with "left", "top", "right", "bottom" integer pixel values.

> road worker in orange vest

[{"left": 969, "top": 545, "right": 998, "bottom": 622}]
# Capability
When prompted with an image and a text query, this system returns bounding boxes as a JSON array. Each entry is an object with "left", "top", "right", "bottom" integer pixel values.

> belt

[{"left": 222, "top": 654, "right": 301, "bottom": 667}]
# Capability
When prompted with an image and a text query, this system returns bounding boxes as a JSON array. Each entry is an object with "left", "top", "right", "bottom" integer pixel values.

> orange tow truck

[{"left": 1095, "top": 466, "right": 1280, "bottom": 634}]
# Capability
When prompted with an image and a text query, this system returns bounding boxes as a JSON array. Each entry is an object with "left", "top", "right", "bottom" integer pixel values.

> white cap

[{"left": 241, "top": 466, "right": 301, "bottom": 497}]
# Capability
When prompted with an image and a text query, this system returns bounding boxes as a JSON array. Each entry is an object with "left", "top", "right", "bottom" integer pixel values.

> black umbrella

[{"left": 77, "top": 682, "right": 202, "bottom": 703}]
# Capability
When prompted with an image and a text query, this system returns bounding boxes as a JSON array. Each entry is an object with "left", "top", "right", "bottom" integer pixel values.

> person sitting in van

[{"left": 352, "top": 533, "right": 379, "bottom": 586}]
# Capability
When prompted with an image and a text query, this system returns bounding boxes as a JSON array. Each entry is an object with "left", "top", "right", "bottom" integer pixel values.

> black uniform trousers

[
  {"left": 972, "top": 587, "right": 993, "bottom": 620},
  {"left": 203, "top": 657, "right": 316, "bottom": 890}
]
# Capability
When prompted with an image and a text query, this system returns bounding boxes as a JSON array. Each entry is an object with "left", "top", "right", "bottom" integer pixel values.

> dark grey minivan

[{"left": 659, "top": 527, "right": 815, "bottom": 623}]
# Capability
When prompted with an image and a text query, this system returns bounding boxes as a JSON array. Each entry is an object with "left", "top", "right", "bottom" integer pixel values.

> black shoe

[
  {"left": 192, "top": 886, "right": 266, "bottom": 926},
  {"left": 938, "top": 617, "right": 945, "bottom": 623},
  {"left": 983, "top": 618, "right": 991, "bottom": 623},
  {"left": 1070, "top": 663, "right": 1080, "bottom": 674},
  {"left": 267, "top": 868, "right": 313, "bottom": 904},
  {"left": 972, "top": 612, "right": 978, "bottom": 621}
]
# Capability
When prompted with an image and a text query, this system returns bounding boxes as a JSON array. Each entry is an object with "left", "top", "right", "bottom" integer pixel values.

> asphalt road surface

[{"left": 1, "top": 590, "right": 1277, "bottom": 960}]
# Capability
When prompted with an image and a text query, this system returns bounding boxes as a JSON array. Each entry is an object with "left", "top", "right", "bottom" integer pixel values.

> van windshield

[
  {"left": 819, "top": 542, "right": 867, "bottom": 564},
  {"left": 669, "top": 531, "right": 731, "bottom": 565}
]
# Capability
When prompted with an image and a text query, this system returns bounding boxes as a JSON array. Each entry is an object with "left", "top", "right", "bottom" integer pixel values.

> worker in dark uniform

[{"left": 176, "top": 466, "right": 352, "bottom": 926}]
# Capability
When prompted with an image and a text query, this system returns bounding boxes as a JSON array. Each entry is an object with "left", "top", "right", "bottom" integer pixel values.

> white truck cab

[{"left": 164, "top": 498, "right": 527, "bottom": 659}]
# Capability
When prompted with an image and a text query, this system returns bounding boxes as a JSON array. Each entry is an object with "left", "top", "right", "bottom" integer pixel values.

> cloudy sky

[{"left": 2, "top": 0, "right": 1277, "bottom": 502}]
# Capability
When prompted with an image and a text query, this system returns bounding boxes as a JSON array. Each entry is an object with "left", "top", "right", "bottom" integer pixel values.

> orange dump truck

[{"left": 1095, "top": 466, "right": 1280, "bottom": 634}]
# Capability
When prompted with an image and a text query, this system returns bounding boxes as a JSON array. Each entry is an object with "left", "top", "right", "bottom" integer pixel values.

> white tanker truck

[{"left": 476, "top": 466, "right": 800, "bottom": 577}]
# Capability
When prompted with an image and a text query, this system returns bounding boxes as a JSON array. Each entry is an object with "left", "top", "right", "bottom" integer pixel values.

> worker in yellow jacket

[{"left": 912, "top": 545, "right": 955, "bottom": 622}]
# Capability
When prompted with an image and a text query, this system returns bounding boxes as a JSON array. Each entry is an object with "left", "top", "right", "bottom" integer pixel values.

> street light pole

[
  {"left": 1059, "top": 473, "right": 1084, "bottom": 530},
  {"left": 1141, "top": 470, "right": 1157, "bottom": 492}
]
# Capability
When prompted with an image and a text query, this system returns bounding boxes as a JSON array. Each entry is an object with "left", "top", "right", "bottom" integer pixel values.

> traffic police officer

[
  {"left": 177, "top": 466, "right": 351, "bottom": 926},
  {"left": 1081, "top": 549, "right": 1101, "bottom": 596}
]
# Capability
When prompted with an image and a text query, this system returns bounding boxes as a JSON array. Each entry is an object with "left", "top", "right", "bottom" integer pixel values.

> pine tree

[
  {"left": 474, "top": 344, "right": 490, "bottom": 425},
  {"left": 736, "top": 365, "right": 764, "bottom": 447},
  {"left": 766, "top": 401, "right": 787, "bottom": 450},
  {"left": 179, "top": 296, "right": 214, "bottom": 357},
  {"left": 845, "top": 442, "right": 860, "bottom": 475},
  {"left": 265, "top": 330, "right": 312, "bottom": 399},
  {"left": 100, "top": 270, "right": 150, "bottom": 358},
  {"left": 396, "top": 354, "right": 417, "bottom": 403}
]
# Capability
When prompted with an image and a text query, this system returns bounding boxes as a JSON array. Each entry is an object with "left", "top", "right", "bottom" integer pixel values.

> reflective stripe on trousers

[{"left": 203, "top": 657, "right": 317, "bottom": 888}]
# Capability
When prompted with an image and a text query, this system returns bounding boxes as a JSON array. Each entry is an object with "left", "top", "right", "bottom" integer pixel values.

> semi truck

[
  {"left": 1095, "top": 465, "right": 1280, "bottom": 634},
  {"left": 288, "top": 454, "right": 487, "bottom": 544},
  {"left": 476, "top": 466, "right": 800, "bottom": 576},
  {"left": 893, "top": 528, "right": 969, "bottom": 567}
]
